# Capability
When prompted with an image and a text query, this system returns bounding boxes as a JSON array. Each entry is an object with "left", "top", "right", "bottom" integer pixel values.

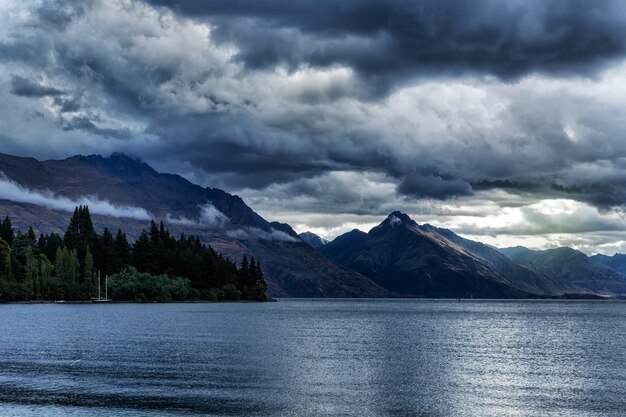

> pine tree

[
  {"left": 64, "top": 205, "right": 97, "bottom": 259},
  {"left": 249, "top": 256, "right": 257, "bottom": 280},
  {"left": 256, "top": 260, "right": 264, "bottom": 284},
  {"left": 25, "top": 246, "right": 37, "bottom": 281},
  {"left": 84, "top": 246, "right": 94, "bottom": 289},
  {"left": 69, "top": 249, "right": 79, "bottom": 286},
  {"left": 255, "top": 259, "right": 267, "bottom": 300},
  {"left": 64, "top": 206, "right": 99, "bottom": 285},
  {"left": 0, "top": 238, "right": 10, "bottom": 290},
  {"left": 241, "top": 255, "right": 249, "bottom": 279},
  {"left": 132, "top": 231, "right": 152, "bottom": 273},
  {"left": 38, "top": 232, "right": 63, "bottom": 261},
  {"left": 54, "top": 247, "right": 65, "bottom": 299},
  {"left": 39, "top": 254, "right": 53, "bottom": 300},
  {"left": 99, "top": 228, "right": 114, "bottom": 276},
  {"left": 0, "top": 216, "right": 13, "bottom": 246},
  {"left": 26, "top": 227, "right": 37, "bottom": 244},
  {"left": 113, "top": 229, "right": 131, "bottom": 273}
]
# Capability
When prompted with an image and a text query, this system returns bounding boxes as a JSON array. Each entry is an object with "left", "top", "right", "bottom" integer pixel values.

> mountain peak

[
  {"left": 384, "top": 211, "right": 415, "bottom": 226},
  {"left": 299, "top": 231, "right": 329, "bottom": 249},
  {"left": 66, "top": 152, "right": 144, "bottom": 166},
  {"left": 65, "top": 152, "right": 154, "bottom": 178},
  {"left": 367, "top": 211, "right": 417, "bottom": 236}
]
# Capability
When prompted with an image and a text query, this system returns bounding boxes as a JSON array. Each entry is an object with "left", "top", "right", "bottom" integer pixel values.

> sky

[{"left": 1, "top": 0, "right": 626, "bottom": 254}]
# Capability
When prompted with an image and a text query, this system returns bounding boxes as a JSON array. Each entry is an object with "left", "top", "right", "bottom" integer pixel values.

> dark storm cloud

[
  {"left": 10, "top": 75, "right": 64, "bottom": 97},
  {"left": 399, "top": 172, "right": 474, "bottom": 199},
  {"left": 35, "top": 0, "right": 88, "bottom": 30},
  {"left": 145, "top": 113, "right": 343, "bottom": 188},
  {"left": 53, "top": 95, "right": 82, "bottom": 113},
  {"left": 146, "top": 0, "right": 626, "bottom": 81},
  {"left": 59, "top": 115, "right": 132, "bottom": 139},
  {"left": 474, "top": 180, "right": 626, "bottom": 210},
  {"left": 4, "top": 0, "right": 626, "bottom": 245}
]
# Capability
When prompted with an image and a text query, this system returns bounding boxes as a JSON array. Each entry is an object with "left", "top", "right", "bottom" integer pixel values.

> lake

[{"left": 0, "top": 299, "right": 624, "bottom": 416}]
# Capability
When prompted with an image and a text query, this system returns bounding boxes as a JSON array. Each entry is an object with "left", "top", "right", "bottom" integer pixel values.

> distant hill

[
  {"left": 0, "top": 153, "right": 387, "bottom": 298},
  {"left": 299, "top": 232, "right": 329, "bottom": 249},
  {"left": 322, "top": 211, "right": 538, "bottom": 298},
  {"left": 419, "top": 224, "right": 576, "bottom": 295},
  {"left": 590, "top": 253, "right": 626, "bottom": 275},
  {"left": 500, "top": 247, "right": 626, "bottom": 295}
]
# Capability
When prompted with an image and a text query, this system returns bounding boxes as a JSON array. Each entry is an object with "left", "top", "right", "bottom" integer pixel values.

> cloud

[
  {"left": 5, "top": 0, "right": 626, "bottom": 209},
  {"left": 10, "top": 75, "right": 64, "bottom": 97},
  {"left": 199, "top": 203, "right": 230, "bottom": 228},
  {"left": 165, "top": 203, "right": 230, "bottom": 228},
  {"left": 0, "top": 172, "right": 153, "bottom": 220},
  {"left": 398, "top": 173, "right": 473, "bottom": 199},
  {"left": 164, "top": 213, "right": 197, "bottom": 227},
  {"left": 146, "top": 0, "right": 626, "bottom": 81},
  {"left": 166, "top": 202, "right": 296, "bottom": 241},
  {"left": 3, "top": 0, "right": 626, "bottom": 254},
  {"left": 227, "top": 227, "right": 297, "bottom": 242}
]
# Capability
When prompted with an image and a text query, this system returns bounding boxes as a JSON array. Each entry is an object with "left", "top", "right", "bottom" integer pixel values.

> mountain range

[
  {"left": 0, "top": 153, "right": 386, "bottom": 298},
  {"left": 590, "top": 253, "right": 626, "bottom": 276},
  {"left": 1, "top": 152, "right": 625, "bottom": 298},
  {"left": 320, "top": 212, "right": 624, "bottom": 298}
]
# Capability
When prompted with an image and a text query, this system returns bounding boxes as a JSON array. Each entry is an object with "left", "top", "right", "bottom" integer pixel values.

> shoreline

[
  {"left": 0, "top": 298, "right": 276, "bottom": 304},
  {"left": 1, "top": 296, "right": 624, "bottom": 304}
]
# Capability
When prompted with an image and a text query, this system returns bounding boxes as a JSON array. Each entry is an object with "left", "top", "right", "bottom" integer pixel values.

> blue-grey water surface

[{"left": 0, "top": 299, "right": 624, "bottom": 417}]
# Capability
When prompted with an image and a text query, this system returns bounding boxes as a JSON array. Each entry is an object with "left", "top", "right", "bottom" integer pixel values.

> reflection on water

[{"left": 0, "top": 300, "right": 624, "bottom": 416}]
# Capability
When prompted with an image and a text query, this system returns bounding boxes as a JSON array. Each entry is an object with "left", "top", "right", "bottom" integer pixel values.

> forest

[{"left": 0, "top": 206, "right": 268, "bottom": 302}]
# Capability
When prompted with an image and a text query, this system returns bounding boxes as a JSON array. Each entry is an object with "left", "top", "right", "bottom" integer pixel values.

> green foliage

[
  {"left": 37, "top": 232, "right": 63, "bottom": 263},
  {"left": 53, "top": 246, "right": 80, "bottom": 300},
  {"left": 113, "top": 229, "right": 131, "bottom": 272},
  {"left": 0, "top": 209, "right": 269, "bottom": 302},
  {"left": 63, "top": 205, "right": 98, "bottom": 284},
  {"left": 109, "top": 267, "right": 190, "bottom": 302},
  {"left": 0, "top": 238, "right": 10, "bottom": 277},
  {"left": 130, "top": 221, "right": 244, "bottom": 292},
  {"left": 84, "top": 246, "right": 94, "bottom": 293}
]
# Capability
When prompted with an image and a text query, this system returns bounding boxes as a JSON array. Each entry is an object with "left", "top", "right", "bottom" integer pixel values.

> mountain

[
  {"left": 590, "top": 253, "right": 626, "bottom": 275},
  {"left": 419, "top": 224, "right": 575, "bottom": 295},
  {"left": 299, "top": 232, "right": 329, "bottom": 249},
  {"left": 321, "top": 211, "right": 538, "bottom": 298},
  {"left": 500, "top": 247, "right": 626, "bottom": 295},
  {"left": 0, "top": 153, "right": 388, "bottom": 298}
]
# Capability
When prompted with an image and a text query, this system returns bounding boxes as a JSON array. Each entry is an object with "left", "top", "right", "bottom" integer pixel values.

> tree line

[{"left": 0, "top": 206, "right": 268, "bottom": 302}]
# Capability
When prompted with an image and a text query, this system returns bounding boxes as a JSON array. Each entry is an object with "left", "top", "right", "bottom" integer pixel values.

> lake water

[{"left": 0, "top": 299, "right": 624, "bottom": 417}]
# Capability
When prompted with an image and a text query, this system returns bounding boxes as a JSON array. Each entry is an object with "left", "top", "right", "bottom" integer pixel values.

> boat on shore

[{"left": 91, "top": 271, "right": 112, "bottom": 303}]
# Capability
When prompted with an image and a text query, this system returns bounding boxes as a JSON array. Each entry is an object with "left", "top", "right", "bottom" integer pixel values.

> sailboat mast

[
  {"left": 98, "top": 270, "right": 101, "bottom": 299},
  {"left": 105, "top": 275, "right": 108, "bottom": 300}
]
